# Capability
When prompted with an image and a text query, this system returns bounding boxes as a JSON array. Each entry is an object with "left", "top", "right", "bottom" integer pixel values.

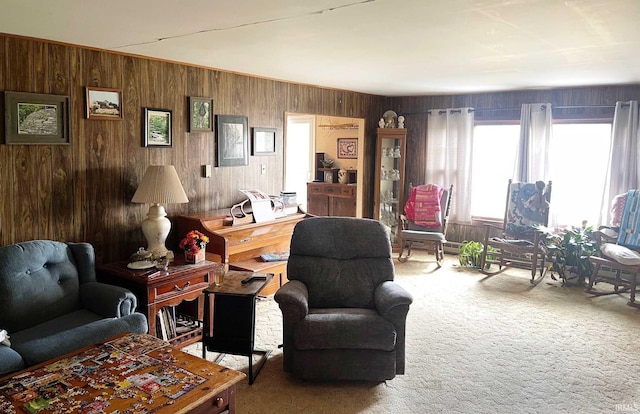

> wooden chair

[
  {"left": 479, "top": 179, "right": 552, "bottom": 284},
  {"left": 586, "top": 190, "right": 640, "bottom": 306},
  {"left": 398, "top": 184, "right": 453, "bottom": 266}
]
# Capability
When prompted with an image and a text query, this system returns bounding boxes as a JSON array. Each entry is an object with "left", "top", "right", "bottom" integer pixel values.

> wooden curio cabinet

[{"left": 374, "top": 128, "right": 407, "bottom": 247}]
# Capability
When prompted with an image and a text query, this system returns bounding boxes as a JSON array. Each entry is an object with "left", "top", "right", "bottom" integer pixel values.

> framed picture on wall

[
  {"left": 85, "top": 87, "right": 122, "bottom": 120},
  {"left": 252, "top": 127, "right": 276, "bottom": 155},
  {"left": 4, "top": 91, "right": 71, "bottom": 144},
  {"left": 143, "top": 108, "right": 172, "bottom": 147},
  {"left": 337, "top": 138, "right": 358, "bottom": 159},
  {"left": 188, "top": 96, "right": 213, "bottom": 132},
  {"left": 217, "top": 115, "right": 249, "bottom": 166}
]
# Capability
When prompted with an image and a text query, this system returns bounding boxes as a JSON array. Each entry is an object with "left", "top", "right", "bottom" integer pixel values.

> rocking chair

[
  {"left": 586, "top": 190, "right": 640, "bottom": 306},
  {"left": 398, "top": 184, "right": 453, "bottom": 266},
  {"left": 480, "top": 179, "right": 552, "bottom": 284}
]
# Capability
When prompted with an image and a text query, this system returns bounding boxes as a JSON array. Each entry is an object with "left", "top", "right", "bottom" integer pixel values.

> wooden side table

[
  {"left": 228, "top": 258, "right": 288, "bottom": 296},
  {"left": 202, "top": 271, "right": 273, "bottom": 384},
  {"left": 97, "top": 259, "right": 217, "bottom": 347}
]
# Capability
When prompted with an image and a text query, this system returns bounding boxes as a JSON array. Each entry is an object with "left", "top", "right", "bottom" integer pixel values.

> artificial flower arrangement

[{"left": 179, "top": 230, "right": 209, "bottom": 263}]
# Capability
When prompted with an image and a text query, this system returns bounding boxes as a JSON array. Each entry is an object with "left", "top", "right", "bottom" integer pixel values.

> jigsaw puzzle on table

[{"left": 0, "top": 333, "right": 208, "bottom": 414}]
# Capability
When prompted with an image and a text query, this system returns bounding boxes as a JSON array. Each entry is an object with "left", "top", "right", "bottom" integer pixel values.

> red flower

[{"left": 179, "top": 230, "right": 209, "bottom": 253}]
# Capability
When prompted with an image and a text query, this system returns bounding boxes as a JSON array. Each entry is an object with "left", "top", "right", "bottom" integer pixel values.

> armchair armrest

[
  {"left": 80, "top": 282, "right": 138, "bottom": 318},
  {"left": 274, "top": 280, "right": 309, "bottom": 322},
  {"left": 374, "top": 281, "right": 413, "bottom": 318}
]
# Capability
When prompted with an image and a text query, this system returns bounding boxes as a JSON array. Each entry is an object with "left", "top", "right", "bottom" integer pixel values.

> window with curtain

[
  {"left": 470, "top": 124, "right": 519, "bottom": 219},
  {"left": 470, "top": 122, "right": 611, "bottom": 227}
]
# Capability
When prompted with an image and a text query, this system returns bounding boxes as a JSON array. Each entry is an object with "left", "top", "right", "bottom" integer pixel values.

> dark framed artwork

[
  {"left": 143, "top": 108, "right": 172, "bottom": 147},
  {"left": 252, "top": 127, "right": 276, "bottom": 155},
  {"left": 217, "top": 115, "right": 249, "bottom": 166},
  {"left": 85, "top": 87, "right": 122, "bottom": 120},
  {"left": 337, "top": 138, "right": 358, "bottom": 159},
  {"left": 4, "top": 91, "right": 70, "bottom": 145},
  {"left": 188, "top": 96, "right": 213, "bottom": 132}
]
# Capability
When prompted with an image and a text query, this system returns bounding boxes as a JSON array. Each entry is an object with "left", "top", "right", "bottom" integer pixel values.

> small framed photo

[
  {"left": 85, "top": 87, "right": 122, "bottom": 120},
  {"left": 252, "top": 127, "right": 276, "bottom": 155},
  {"left": 337, "top": 138, "right": 358, "bottom": 159},
  {"left": 188, "top": 96, "right": 213, "bottom": 132},
  {"left": 4, "top": 91, "right": 71, "bottom": 144},
  {"left": 143, "top": 108, "right": 172, "bottom": 147},
  {"left": 217, "top": 115, "right": 249, "bottom": 166}
]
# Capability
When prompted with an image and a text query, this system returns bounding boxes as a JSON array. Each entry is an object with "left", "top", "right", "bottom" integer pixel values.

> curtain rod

[{"left": 409, "top": 103, "right": 621, "bottom": 116}]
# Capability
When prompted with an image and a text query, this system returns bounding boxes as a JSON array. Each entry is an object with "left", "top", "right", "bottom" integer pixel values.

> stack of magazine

[{"left": 260, "top": 251, "right": 290, "bottom": 262}]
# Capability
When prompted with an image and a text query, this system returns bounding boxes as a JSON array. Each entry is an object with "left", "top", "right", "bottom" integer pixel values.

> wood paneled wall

[
  {"left": 3, "top": 34, "right": 639, "bottom": 257},
  {"left": 0, "top": 35, "right": 385, "bottom": 262},
  {"left": 390, "top": 85, "right": 640, "bottom": 244}
]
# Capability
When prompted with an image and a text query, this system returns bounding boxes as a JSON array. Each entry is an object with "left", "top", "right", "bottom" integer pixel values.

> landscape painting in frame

[
  {"left": 217, "top": 115, "right": 249, "bottom": 166},
  {"left": 143, "top": 108, "right": 172, "bottom": 147},
  {"left": 4, "top": 91, "right": 70, "bottom": 144},
  {"left": 85, "top": 87, "right": 122, "bottom": 120},
  {"left": 189, "top": 96, "right": 213, "bottom": 132}
]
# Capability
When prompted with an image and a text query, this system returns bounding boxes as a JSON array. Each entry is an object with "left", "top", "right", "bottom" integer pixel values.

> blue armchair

[{"left": 0, "top": 240, "right": 148, "bottom": 375}]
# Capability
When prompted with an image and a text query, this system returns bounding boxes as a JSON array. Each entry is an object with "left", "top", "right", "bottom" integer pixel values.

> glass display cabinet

[{"left": 374, "top": 128, "right": 407, "bottom": 247}]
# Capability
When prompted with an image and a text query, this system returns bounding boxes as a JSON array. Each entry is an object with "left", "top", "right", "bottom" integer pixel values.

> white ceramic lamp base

[{"left": 141, "top": 204, "right": 171, "bottom": 258}]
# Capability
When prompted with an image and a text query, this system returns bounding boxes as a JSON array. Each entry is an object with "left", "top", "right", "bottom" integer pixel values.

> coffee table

[{"left": 0, "top": 332, "right": 244, "bottom": 414}]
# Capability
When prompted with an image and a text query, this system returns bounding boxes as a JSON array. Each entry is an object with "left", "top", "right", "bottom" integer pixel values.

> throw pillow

[
  {"left": 600, "top": 243, "right": 640, "bottom": 266},
  {"left": 0, "top": 329, "right": 10, "bottom": 347}
]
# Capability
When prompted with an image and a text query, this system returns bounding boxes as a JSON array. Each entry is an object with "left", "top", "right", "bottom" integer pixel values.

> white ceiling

[{"left": 2, "top": 0, "right": 639, "bottom": 96}]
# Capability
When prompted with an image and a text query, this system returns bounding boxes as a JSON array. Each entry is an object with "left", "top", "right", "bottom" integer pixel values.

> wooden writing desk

[{"left": 176, "top": 209, "right": 306, "bottom": 295}]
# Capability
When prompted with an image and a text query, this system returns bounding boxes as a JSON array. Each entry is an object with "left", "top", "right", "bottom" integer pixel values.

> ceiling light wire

[{"left": 111, "top": 0, "right": 376, "bottom": 50}]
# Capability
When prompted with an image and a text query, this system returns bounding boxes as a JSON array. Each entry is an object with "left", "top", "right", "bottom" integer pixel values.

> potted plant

[
  {"left": 538, "top": 225, "right": 597, "bottom": 286},
  {"left": 459, "top": 240, "right": 495, "bottom": 269}
]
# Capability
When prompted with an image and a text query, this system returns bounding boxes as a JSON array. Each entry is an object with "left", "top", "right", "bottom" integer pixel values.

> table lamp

[{"left": 132, "top": 165, "right": 189, "bottom": 257}]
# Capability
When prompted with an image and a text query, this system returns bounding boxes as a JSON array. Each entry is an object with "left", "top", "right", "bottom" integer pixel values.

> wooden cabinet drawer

[
  {"left": 340, "top": 186, "right": 355, "bottom": 196},
  {"left": 308, "top": 184, "right": 324, "bottom": 193},
  {"left": 154, "top": 273, "right": 209, "bottom": 299},
  {"left": 189, "top": 388, "right": 231, "bottom": 414},
  {"left": 308, "top": 183, "right": 354, "bottom": 196}
]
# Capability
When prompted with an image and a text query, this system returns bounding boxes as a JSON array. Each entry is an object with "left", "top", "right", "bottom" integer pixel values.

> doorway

[
  {"left": 284, "top": 113, "right": 365, "bottom": 216},
  {"left": 284, "top": 114, "right": 315, "bottom": 211}
]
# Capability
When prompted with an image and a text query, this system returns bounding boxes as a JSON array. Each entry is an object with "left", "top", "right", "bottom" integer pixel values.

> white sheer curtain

[
  {"left": 426, "top": 107, "right": 474, "bottom": 223},
  {"left": 598, "top": 101, "right": 640, "bottom": 226},
  {"left": 514, "top": 103, "right": 552, "bottom": 182}
]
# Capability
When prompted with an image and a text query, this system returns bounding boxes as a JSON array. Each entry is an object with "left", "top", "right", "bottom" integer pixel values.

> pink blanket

[{"left": 404, "top": 184, "right": 444, "bottom": 228}]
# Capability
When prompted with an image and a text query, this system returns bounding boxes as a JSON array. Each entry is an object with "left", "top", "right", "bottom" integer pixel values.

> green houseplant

[
  {"left": 538, "top": 225, "right": 597, "bottom": 286},
  {"left": 459, "top": 240, "right": 496, "bottom": 269}
]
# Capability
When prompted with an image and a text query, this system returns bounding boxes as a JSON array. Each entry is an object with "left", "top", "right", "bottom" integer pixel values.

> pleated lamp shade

[
  {"left": 132, "top": 165, "right": 189, "bottom": 204},
  {"left": 132, "top": 165, "right": 188, "bottom": 257}
]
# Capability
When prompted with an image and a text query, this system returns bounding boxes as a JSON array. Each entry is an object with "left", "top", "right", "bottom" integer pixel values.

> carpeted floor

[{"left": 183, "top": 252, "right": 640, "bottom": 413}]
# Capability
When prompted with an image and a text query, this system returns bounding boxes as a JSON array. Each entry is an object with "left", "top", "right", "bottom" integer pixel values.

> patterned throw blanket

[{"left": 404, "top": 184, "right": 444, "bottom": 228}]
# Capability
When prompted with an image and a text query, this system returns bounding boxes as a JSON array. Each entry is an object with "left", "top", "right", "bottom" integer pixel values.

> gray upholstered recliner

[
  {"left": 0, "top": 240, "right": 148, "bottom": 375},
  {"left": 274, "top": 217, "right": 413, "bottom": 381}
]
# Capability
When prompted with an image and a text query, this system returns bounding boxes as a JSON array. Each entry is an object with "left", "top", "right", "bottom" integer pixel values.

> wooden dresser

[
  {"left": 175, "top": 209, "right": 306, "bottom": 295},
  {"left": 306, "top": 182, "right": 357, "bottom": 217}
]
